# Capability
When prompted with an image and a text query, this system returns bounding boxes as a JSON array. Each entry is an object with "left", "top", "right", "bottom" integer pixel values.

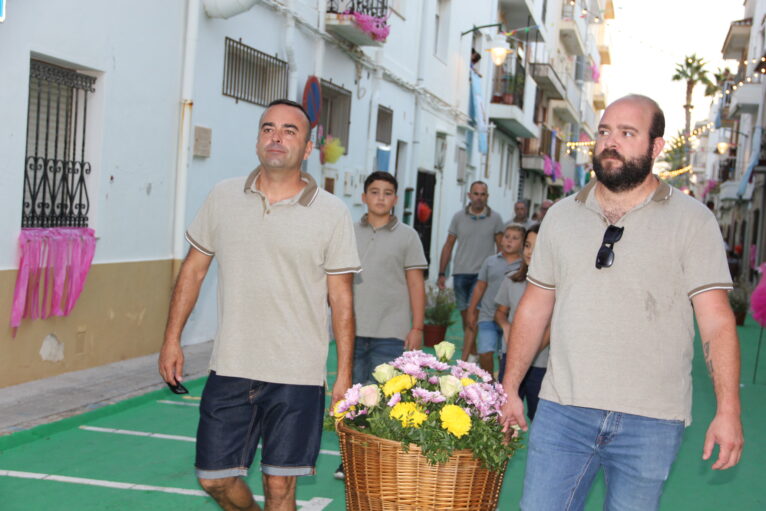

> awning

[{"left": 737, "top": 126, "right": 762, "bottom": 198}]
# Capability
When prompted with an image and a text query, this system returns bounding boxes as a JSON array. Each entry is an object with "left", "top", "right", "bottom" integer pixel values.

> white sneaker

[{"left": 333, "top": 463, "right": 345, "bottom": 480}]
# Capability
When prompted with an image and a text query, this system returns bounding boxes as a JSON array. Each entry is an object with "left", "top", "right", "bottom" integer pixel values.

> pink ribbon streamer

[
  {"left": 564, "top": 177, "right": 575, "bottom": 194},
  {"left": 10, "top": 227, "right": 97, "bottom": 330},
  {"left": 543, "top": 154, "right": 553, "bottom": 176}
]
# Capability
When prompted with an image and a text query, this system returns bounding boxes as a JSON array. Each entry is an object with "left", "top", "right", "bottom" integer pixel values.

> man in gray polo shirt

[
  {"left": 437, "top": 181, "right": 505, "bottom": 359},
  {"left": 511, "top": 200, "right": 535, "bottom": 229},
  {"left": 501, "top": 95, "right": 743, "bottom": 510},
  {"left": 159, "top": 99, "right": 360, "bottom": 511}
]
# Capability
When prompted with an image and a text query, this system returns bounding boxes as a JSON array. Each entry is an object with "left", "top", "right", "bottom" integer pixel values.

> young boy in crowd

[
  {"left": 495, "top": 223, "right": 549, "bottom": 421},
  {"left": 335, "top": 171, "right": 428, "bottom": 479},
  {"left": 464, "top": 223, "right": 524, "bottom": 376}
]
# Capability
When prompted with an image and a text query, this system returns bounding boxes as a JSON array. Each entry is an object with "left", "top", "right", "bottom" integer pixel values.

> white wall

[{"left": 0, "top": 0, "right": 186, "bottom": 269}]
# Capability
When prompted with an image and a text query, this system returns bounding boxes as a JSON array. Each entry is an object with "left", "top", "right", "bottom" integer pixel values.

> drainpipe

[
  {"left": 202, "top": 0, "right": 258, "bottom": 18},
  {"left": 172, "top": 0, "right": 201, "bottom": 275},
  {"left": 365, "top": 50, "right": 384, "bottom": 173},
  {"left": 406, "top": 0, "right": 430, "bottom": 193},
  {"left": 315, "top": 0, "right": 327, "bottom": 77},
  {"left": 285, "top": 0, "right": 297, "bottom": 99}
]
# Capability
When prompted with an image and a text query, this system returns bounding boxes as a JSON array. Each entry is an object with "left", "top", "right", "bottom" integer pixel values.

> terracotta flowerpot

[{"left": 423, "top": 324, "right": 447, "bottom": 347}]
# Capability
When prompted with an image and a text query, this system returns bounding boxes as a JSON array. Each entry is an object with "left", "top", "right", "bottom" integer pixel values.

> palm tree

[
  {"left": 705, "top": 67, "right": 732, "bottom": 97},
  {"left": 671, "top": 54, "right": 713, "bottom": 164}
]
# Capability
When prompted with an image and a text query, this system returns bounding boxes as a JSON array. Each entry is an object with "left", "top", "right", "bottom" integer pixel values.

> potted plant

[
  {"left": 423, "top": 284, "right": 456, "bottom": 347},
  {"left": 729, "top": 286, "right": 749, "bottom": 326},
  {"left": 328, "top": 342, "right": 520, "bottom": 510}
]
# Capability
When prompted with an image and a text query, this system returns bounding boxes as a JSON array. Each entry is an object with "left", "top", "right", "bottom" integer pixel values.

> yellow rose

[
  {"left": 460, "top": 377, "right": 476, "bottom": 387},
  {"left": 383, "top": 374, "right": 416, "bottom": 397},
  {"left": 439, "top": 375, "right": 462, "bottom": 398},
  {"left": 434, "top": 341, "right": 456, "bottom": 361},
  {"left": 440, "top": 404, "right": 472, "bottom": 438},
  {"left": 372, "top": 363, "right": 398, "bottom": 383},
  {"left": 390, "top": 402, "right": 428, "bottom": 428}
]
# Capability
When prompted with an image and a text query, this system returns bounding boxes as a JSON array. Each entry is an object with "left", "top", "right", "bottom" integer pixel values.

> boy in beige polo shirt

[
  {"left": 159, "top": 100, "right": 360, "bottom": 511},
  {"left": 334, "top": 171, "right": 427, "bottom": 480}
]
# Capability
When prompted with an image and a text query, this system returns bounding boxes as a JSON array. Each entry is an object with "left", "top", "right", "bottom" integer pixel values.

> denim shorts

[
  {"left": 476, "top": 321, "right": 503, "bottom": 354},
  {"left": 453, "top": 273, "right": 479, "bottom": 311},
  {"left": 195, "top": 371, "right": 324, "bottom": 479},
  {"left": 353, "top": 336, "right": 405, "bottom": 384},
  {"left": 521, "top": 399, "right": 684, "bottom": 511}
]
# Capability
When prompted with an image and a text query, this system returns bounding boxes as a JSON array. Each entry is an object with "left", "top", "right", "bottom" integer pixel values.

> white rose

[
  {"left": 358, "top": 384, "right": 381, "bottom": 407},
  {"left": 439, "top": 375, "right": 462, "bottom": 398},
  {"left": 434, "top": 341, "right": 456, "bottom": 361},
  {"left": 372, "top": 363, "right": 398, "bottom": 383}
]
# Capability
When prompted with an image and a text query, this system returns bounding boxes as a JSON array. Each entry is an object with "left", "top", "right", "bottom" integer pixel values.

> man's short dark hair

[
  {"left": 364, "top": 171, "right": 398, "bottom": 193},
  {"left": 469, "top": 180, "right": 488, "bottom": 192},
  {"left": 265, "top": 99, "right": 313, "bottom": 141}
]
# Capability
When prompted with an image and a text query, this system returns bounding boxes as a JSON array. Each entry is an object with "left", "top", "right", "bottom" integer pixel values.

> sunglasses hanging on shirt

[{"left": 595, "top": 225, "right": 624, "bottom": 269}]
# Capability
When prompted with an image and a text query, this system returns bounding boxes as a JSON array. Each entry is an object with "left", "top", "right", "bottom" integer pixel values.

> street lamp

[{"left": 461, "top": 24, "right": 512, "bottom": 66}]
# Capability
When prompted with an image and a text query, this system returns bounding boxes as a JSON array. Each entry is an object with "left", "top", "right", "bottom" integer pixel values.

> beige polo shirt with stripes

[
  {"left": 353, "top": 214, "right": 428, "bottom": 340},
  {"left": 527, "top": 178, "right": 732, "bottom": 425},
  {"left": 186, "top": 168, "right": 361, "bottom": 386}
]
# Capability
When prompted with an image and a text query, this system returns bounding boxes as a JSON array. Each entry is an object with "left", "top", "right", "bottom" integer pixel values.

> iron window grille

[
  {"left": 327, "top": 0, "right": 388, "bottom": 17},
  {"left": 22, "top": 60, "right": 96, "bottom": 228},
  {"left": 320, "top": 80, "right": 352, "bottom": 153},
  {"left": 222, "top": 37, "right": 288, "bottom": 107}
]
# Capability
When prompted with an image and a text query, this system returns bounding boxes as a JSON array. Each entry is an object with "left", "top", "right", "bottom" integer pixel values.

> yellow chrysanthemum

[
  {"left": 440, "top": 404, "right": 472, "bottom": 438},
  {"left": 333, "top": 399, "right": 354, "bottom": 421},
  {"left": 383, "top": 374, "right": 416, "bottom": 397},
  {"left": 460, "top": 377, "right": 476, "bottom": 387},
  {"left": 389, "top": 402, "right": 428, "bottom": 428}
]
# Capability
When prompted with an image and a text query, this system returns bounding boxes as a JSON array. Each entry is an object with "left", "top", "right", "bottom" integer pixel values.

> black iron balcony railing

[
  {"left": 327, "top": 0, "right": 388, "bottom": 17},
  {"left": 491, "top": 70, "right": 525, "bottom": 109}
]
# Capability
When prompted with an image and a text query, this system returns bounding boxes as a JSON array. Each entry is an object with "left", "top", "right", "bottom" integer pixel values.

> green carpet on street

[{"left": 0, "top": 313, "right": 763, "bottom": 510}]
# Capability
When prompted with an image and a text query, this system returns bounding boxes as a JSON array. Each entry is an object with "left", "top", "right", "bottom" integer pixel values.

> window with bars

[
  {"left": 320, "top": 80, "right": 352, "bottom": 152},
  {"left": 376, "top": 105, "right": 393, "bottom": 145},
  {"left": 222, "top": 37, "right": 288, "bottom": 107},
  {"left": 22, "top": 60, "right": 96, "bottom": 228}
]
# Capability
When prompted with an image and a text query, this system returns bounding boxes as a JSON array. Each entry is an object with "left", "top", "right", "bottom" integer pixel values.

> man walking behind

[
  {"left": 501, "top": 94, "right": 743, "bottom": 510},
  {"left": 512, "top": 200, "right": 535, "bottom": 229},
  {"left": 159, "top": 99, "right": 360, "bottom": 511},
  {"left": 437, "top": 181, "right": 505, "bottom": 360}
]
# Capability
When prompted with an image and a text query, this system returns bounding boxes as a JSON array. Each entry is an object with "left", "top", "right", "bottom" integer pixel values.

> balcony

[
  {"left": 559, "top": 4, "right": 587, "bottom": 56},
  {"left": 499, "top": 0, "right": 543, "bottom": 41},
  {"left": 325, "top": 0, "right": 389, "bottom": 47},
  {"left": 530, "top": 62, "right": 565, "bottom": 99},
  {"left": 581, "top": 102, "right": 597, "bottom": 138},
  {"left": 729, "top": 80, "right": 761, "bottom": 117},
  {"left": 565, "top": 76, "right": 582, "bottom": 113},
  {"left": 721, "top": 18, "right": 752, "bottom": 59},
  {"left": 598, "top": 44, "right": 611, "bottom": 65},
  {"left": 593, "top": 90, "right": 606, "bottom": 110}
]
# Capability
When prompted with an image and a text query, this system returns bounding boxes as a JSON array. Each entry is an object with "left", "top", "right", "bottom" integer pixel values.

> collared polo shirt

[
  {"left": 448, "top": 205, "right": 506, "bottom": 274},
  {"left": 527, "top": 178, "right": 732, "bottom": 425},
  {"left": 494, "top": 278, "right": 548, "bottom": 365},
  {"left": 185, "top": 168, "right": 361, "bottom": 386},
  {"left": 476, "top": 253, "right": 522, "bottom": 323},
  {"left": 353, "top": 214, "right": 428, "bottom": 340}
]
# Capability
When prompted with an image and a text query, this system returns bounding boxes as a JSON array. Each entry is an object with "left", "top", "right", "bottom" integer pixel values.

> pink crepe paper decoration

[
  {"left": 543, "top": 154, "right": 553, "bottom": 176},
  {"left": 564, "top": 177, "right": 575, "bottom": 194},
  {"left": 751, "top": 263, "right": 766, "bottom": 326},
  {"left": 553, "top": 161, "right": 562, "bottom": 181},
  {"left": 351, "top": 12, "right": 390, "bottom": 42},
  {"left": 590, "top": 64, "right": 600, "bottom": 83},
  {"left": 10, "top": 227, "right": 97, "bottom": 330}
]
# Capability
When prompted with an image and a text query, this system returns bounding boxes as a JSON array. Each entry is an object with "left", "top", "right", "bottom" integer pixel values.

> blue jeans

[
  {"left": 196, "top": 371, "right": 324, "bottom": 479},
  {"left": 353, "top": 336, "right": 405, "bottom": 384},
  {"left": 476, "top": 321, "right": 503, "bottom": 354},
  {"left": 452, "top": 273, "right": 478, "bottom": 311},
  {"left": 521, "top": 399, "right": 684, "bottom": 511}
]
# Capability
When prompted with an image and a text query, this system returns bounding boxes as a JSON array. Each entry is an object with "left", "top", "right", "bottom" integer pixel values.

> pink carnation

[
  {"left": 412, "top": 386, "right": 447, "bottom": 404},
  {"left": 387, "top": 393, "right": 401, "bottom": 407}
]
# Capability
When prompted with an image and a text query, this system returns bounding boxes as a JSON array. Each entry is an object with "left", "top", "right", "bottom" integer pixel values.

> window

[
  {"left": 222, "top": 37, "right": 288, "bottom": 107},
  {"left": 434, "top": 0, "right": 450, "bottom": 61},
  {"left": 456, "top": 146, "right": 467, "bottom": 183},
  {"left": 376, "top": 105, "right": 393, "bottom": 145},
  {"left": 320, "top": 80, "right": 352, "bottom": 153},
  {"left": 22, "top": 60, "right": 96, "bottom": 227}
]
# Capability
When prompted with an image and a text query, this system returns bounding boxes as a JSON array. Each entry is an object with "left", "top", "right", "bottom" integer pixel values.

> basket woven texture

[{"left": 337, "top": 422, "right": 508, "bottom": 511}]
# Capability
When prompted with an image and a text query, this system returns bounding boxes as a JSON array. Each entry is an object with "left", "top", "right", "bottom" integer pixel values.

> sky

[{"left": 601, "top": 0, "right": 746, "bottom": 139}]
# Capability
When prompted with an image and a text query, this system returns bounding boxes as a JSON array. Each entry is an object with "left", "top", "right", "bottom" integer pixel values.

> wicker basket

[{"left": 337, "top": 421, "right": 508, "bottom": 511}]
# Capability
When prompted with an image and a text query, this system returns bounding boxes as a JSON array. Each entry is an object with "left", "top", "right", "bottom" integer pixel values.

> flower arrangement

[{"left": 326, "top": 342, "right": 520, "bottom": 472}]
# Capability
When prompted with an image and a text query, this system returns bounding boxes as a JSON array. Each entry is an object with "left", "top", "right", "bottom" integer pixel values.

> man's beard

[{"left": 592, "top": 145, "right": 654, "bottom": 193}]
